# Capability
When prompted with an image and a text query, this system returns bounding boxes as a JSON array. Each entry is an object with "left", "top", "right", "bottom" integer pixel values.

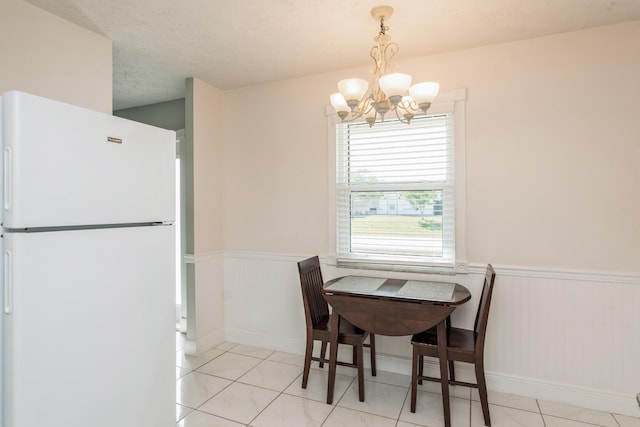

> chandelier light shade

[{"left": 330, "top": 5, "right": 439, "bottom": 127}]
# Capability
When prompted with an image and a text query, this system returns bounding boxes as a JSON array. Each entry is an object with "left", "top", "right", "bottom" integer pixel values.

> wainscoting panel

[
  {"left": 223, "top": 252, "right": 307, "bottom": 353},
  {"left": 182, "top": 252, "right": 225, "bottom": 355},
  {"left": 222, "top": 252, "right": 640, "bottom": 416}
]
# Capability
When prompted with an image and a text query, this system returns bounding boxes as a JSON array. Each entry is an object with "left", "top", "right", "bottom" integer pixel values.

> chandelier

[{"left": 330, "top": 6, "right": 439, "bottom": 127}]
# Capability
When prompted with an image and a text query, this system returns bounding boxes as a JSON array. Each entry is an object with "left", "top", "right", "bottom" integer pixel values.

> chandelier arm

[
  {"left": 398, "top": 98, "right": 420, "bottom": 114},
  {"left": 344, "top": 96, "right": 372, "bottom": 122},
  {"left": 367, "top": 45, "right": 385, "bottom": 104},
  {"left": 381, "top": 42, "right": 399, "bottom": 75},
  {"left": 370, "top": 45, "right": 382, "bottom": 70},
  {"left": 338, "top": 110, "right": 365, "bottom": 123},
  {"left": 352, "top": 94, "right": 371, "bottom": 115},
  {"left": 393, "top": 108, "right": 411, "bottom": 124}
]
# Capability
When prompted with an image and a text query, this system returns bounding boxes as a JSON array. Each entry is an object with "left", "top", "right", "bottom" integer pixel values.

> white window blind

[{"left": 336, "top": 114, "right": 455, "bottom": 271}]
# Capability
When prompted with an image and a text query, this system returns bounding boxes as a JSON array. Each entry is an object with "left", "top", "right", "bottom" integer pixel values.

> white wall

[
  {"left": 221, "top": 21, "right": 640, "bottom": 416},
  {"left": 0, "top": 0, "right": 112, "bottom": 113}
]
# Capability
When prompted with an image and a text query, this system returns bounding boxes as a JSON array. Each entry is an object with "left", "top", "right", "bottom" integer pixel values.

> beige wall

[
  {"left": 192, "top": 79, "right": 225, "bottom": 254},
  {"left": 183, "top": 78, "right": 225, "bottom": 352},
  {"left": 223, "top": 76, "right": 332, "bottom": 254},
  {"left": 0, "top": 0, "right": 112, "bottom": 113},
  {"left": 223, "top": 21, "right": 640, "bottom": 274}
]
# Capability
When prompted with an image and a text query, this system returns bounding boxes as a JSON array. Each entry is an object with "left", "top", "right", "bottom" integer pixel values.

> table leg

[
  {"left": 437, "top": 320, "right": 451, "bottom": 427},
  {"left": 326, "top": 313, "right": 340, "bottom": 404},
  {"left": 410, "top": 344, "right": 419, "bottom": 412}
]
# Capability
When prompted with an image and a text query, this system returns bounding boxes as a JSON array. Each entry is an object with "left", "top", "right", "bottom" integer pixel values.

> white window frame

[{"left": 327, "top": 88, "right": 468, "bottom": 274}]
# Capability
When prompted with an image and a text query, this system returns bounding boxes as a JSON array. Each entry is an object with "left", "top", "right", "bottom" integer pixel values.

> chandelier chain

[{"left": 379, "top": 17, "right": 388, "bottom": 36}]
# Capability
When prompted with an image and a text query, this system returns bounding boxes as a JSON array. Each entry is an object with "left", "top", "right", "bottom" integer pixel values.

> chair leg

[
  {"left": 445, "top": 316, "right": 455, "bottom": 381},
  {"left": 369, "top": 333, "right": 377, "bottom": 376},
  {"left": 475, "top": 360, "right": 491, "bottom": 426},
  {"left": 418, "top": 354, "right": 424, "bottom": 385},
  {"left": 319, "top": 341, "right": 327, "bottom": 369},
  {"left": 437, "top": 321, "right": 451, "bottom": 427},
  {"left": 356, "top": 344, "right": 365, "bottom": 402},
  {"left": 410, "top": 345, "right": 419, "bottom": 413},
  {"left": 302, "top": 337, "right": 314, "bottom": 389}
]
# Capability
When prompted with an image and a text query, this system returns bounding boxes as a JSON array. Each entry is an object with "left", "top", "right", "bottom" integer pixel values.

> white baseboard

[
  {"left": 224, "top": 328, "right": 305, "bottom": 355},
  {"left": 182, "top": 329, "right": 225, "bottom": 356},
  {"left": 413, "top": 358, "right": 640, "bottom": 417},
  {"left": 487, "top": 369, "right": 639, "bottom": 417}
]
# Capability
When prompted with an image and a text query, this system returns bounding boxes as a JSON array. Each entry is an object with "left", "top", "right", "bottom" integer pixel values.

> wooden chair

[
  {"left": 410, "top": 264, "right": 496, "bottom": 426},
  {"left": 297, "top": 256, "right": 376, "bottom": 402}
]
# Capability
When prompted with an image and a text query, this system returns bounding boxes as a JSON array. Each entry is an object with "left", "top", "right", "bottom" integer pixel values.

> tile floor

[{"left": 176, "top": 333, "right": 640, "bottom": 427}]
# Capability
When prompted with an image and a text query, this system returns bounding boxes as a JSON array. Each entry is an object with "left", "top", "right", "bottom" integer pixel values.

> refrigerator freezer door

[
  {"left": 2, "top": 225, "right": 175, "bottom": 427},
  {"left": 1, "top": 91, "right": 175, "bottom": 229}
]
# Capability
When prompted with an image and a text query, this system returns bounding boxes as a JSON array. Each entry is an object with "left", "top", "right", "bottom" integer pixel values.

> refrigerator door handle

[
  {"left": 4, "top": 146, "right": 12, "bottom": 210},
  {"left": 4, "top": 249, "right": 12, "bottom": 314}
]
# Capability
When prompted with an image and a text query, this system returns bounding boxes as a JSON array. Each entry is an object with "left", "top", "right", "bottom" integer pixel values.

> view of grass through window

[{"left": 350, "top": 190, "right": 443, "bottom": 257}]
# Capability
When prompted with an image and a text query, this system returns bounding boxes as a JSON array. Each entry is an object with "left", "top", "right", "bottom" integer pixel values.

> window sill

[{"left": 330, "top": 256, "right": 468, "bottom": 275}]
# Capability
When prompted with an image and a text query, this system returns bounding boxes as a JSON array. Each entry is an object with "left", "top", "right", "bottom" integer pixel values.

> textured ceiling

[{"left": 24, "top": 0, "right": 640, "bottom": 110}]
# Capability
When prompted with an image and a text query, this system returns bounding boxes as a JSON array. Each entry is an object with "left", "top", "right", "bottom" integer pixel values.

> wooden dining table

[{"left": 322, "top": 275, "right": 471, "bottom": 427}]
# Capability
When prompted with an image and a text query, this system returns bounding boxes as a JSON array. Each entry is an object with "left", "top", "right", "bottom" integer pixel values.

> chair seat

[
  {"left": 412, "top": 326, "right": 476, "bottom": 350},
  {"left": 314, "top": 314, "right": 367, "bottom": 334},
  {"left": 314, "top": 314, "right": 370, "bottom": 343}
]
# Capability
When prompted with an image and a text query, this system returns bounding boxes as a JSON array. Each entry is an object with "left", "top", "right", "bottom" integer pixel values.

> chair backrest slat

[
  {"left": 297, "top": 256, "right": 330, "bottom": 328},
  {"left": 474, "top": 264, "right": 496, "bottom": 352}
]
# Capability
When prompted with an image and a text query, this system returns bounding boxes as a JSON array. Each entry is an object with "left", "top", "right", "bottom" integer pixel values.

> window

[{"left": 330, "top": 89, "right": 467, "bottom": 273}]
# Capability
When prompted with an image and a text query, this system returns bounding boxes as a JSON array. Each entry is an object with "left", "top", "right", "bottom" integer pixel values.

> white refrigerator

[{"left": 0, "top": 91, "right": 176, "bottom": 427}]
